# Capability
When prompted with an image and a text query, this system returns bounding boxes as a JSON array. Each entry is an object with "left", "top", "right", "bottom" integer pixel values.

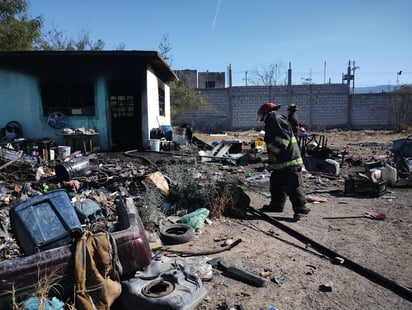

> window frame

[
  {"left": 40, "top": 81, "right": 95, "bottom": 116},
  {"left": 158, "top": 83, "right": 165, "bottom": 116}
]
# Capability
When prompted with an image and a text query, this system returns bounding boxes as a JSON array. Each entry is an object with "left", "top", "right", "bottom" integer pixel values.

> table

[{"left": 58, "top": 133, "right": 99, "bottom": 155}]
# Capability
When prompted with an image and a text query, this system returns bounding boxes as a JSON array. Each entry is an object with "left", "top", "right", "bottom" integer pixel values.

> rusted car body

[{"left": 0, "top": 196, "right": 152, "bottom": 309}]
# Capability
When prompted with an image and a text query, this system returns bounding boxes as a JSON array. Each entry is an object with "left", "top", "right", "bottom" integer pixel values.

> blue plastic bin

[
  {"left": 10, "top": 189, "right": 82, "bottom": 255},
  {"left": 160, "top": 125, "right": 173, "bottom": 141},
  {"left": 392, "top": 136, "right": 412, "bottom": 157}
]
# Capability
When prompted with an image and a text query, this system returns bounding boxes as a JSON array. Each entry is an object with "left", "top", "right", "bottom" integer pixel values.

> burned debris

[{"left": 0, "top": 127, "right": 411, "bottom": 308}]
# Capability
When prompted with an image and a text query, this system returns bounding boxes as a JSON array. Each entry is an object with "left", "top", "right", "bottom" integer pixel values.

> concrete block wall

[
  {"left": 229, "top": 84, "right": 350, "bottom": 131},
  {"left": 230, "top": 86, "right": 281, "bottom": 131},
  {"left": 351, "top": 93, "right": 393, "bottom": 129},
  {"left": 174, "top": 88, "right": 229, "bottom": 132},
  {"left": 174, "top": 83, "right": 402, "bottom": 133},
  {"left": 284, "top": 84, "right": 349, "bottom": 130}
]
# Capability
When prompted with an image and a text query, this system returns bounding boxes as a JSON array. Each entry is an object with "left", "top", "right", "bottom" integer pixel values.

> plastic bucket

[
  {"left": 149, "top": 139, "right": 161, "bottom": 152},
  {"left": 57, "top": 146, "right": 71, "bottom": 159},
  {"left": 55, "top": 158, "right": 91, "bottom": 181},
  {"left": 381, "top": 165, "right": 397, "bottom": 187}
]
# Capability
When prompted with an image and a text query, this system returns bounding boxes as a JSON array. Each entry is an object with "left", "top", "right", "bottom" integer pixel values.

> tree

[
  {"left": 170, "top": 78, "right": 207, "bottom": 120},
  {"left": 158, "top": 34, "right": 206, "bottom": 120},
  {"left": 249, "top": 63, "right": 286, "bottom": 86},
  {"left": 158, "top": 33, "right": 172, "bottom": 66},
  {"left": 0, "top": 0, "right": 108, "bottom": 51},
  {"left": 389, "top": 86, "right": 412, "bottom": 132},
  {"left": 34, "top": 25, "right": 105, "bottom": 51},
  {"left": 0, "top": 0, "right": 43, "bottom": 51}
]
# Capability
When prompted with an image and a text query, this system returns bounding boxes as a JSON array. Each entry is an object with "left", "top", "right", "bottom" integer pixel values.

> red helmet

[{"left": 257, "top": 102, "right": 281, "bottom": 121}]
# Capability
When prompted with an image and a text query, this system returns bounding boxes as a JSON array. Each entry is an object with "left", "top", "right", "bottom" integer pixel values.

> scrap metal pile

[{"left": 0, "top": 138, "right": 254, "bottom": 259}]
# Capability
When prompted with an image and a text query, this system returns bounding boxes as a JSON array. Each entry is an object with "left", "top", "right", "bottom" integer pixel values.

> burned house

[{"left": 0, "top": 51, "right": 177, "bottom": 152}]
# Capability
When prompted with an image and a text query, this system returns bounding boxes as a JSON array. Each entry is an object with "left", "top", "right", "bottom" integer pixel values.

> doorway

[{"left": 109, "top": 81, "right": 141, "bottom": 151}]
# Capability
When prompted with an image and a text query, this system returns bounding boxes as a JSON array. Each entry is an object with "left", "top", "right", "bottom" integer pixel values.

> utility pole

[
  {"left": 287, "top": 62, "right": 292, "bottom": 86},
  {"left": 397, "top": 70, "right": 402, "bottom": 88},
  {"left": 342, "top": 60, "right": 352, "bottom": 88},
  {"left": 245, "top": 71, "right": 248, "bottom": 86},
  {"left": 228, "top": 64, "right": 232, "bottom": 88},
  {"left": 351, "top": 60, "right": 359, "bottom": 94}
]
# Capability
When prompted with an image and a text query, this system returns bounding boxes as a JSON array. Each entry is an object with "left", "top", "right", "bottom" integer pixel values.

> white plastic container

[
  {"left": 149, "top": 139, "right": 161, "bottom": 152},
  {"left": 381, "top": 165, "right": 397, "bottom": 187},
  {"left": 56, "top": 146, "right": 71, "bottom": 159}
]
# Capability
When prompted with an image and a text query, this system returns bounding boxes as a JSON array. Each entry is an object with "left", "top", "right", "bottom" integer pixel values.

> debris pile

[{"left": 0, "top": 130, "right": 411, "bottom": 309}]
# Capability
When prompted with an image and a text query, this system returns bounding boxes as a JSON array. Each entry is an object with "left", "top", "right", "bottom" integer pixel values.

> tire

[{"left": 159, "top": 223, "right": 195, "bottom": 245}]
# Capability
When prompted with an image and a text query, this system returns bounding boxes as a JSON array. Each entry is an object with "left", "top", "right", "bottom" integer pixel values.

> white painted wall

[{"left": 145, "top": 67, "right": 171, "bottom": 147}]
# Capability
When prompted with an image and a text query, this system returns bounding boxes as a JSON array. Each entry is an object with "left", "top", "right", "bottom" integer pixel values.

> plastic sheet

[{"left": 177, "top": 207, "right": 210, "bottom": 230}]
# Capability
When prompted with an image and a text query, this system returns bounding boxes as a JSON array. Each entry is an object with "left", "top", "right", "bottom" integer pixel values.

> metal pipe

[{"left": 247, "top": 206, "right": 412, "bottom": 302}]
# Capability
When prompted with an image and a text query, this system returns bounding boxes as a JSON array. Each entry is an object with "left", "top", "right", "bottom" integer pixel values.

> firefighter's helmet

[
  {"left": 288, "top": 103, "right": 297, "bottom": 111},
  {"left": 257, "top": 102, "right": 281, "bottom": 121}
]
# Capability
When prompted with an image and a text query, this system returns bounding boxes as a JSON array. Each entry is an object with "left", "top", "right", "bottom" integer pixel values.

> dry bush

[
  {"left": 198, "top": 181, "right": 232, "bottom": 219},
  {"left": 136, "top": 185, "right": 167, "bottom": 231},
  {"left": 11, "top": 270, "right": 69, "bottom": 310},
  {"left": 130, "top": 159, "right": 252, "bottom": 226},
  {"left": 162, "top": 163, "right": 249, "bottom": 219}
]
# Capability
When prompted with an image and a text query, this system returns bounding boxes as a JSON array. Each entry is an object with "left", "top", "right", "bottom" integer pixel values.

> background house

[
  {"left": 175, "top": 69, "right": 225, "bottom": 89},
  {"left": 0, "top": 51, "right": 177, "bottom": 152}
]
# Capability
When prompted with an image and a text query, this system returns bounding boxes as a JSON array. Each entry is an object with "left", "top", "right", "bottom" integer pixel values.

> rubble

[{"left": 0, "top": 130, "right": 412, "bottom": 308}]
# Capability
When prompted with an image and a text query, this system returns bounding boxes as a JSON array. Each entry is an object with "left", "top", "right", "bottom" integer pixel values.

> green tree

[
  {"left": 0, "top": 0, "right": 42, "bottom": 51},
  {"left": 170, "top": 78, "right": 207, "bottom": 120}
]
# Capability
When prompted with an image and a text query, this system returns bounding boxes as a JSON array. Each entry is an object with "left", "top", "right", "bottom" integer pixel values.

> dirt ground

[
  {"left": 2, "top": 129, "right": 411, "bottom": 310},
  {"left": 159, "top": 130, "right": 412, "bottom": 310}
]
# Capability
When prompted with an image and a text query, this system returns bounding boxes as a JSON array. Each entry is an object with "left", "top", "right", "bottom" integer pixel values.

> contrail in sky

[{"left": 212, "top": 0, "right": 223, "bottom": 31}]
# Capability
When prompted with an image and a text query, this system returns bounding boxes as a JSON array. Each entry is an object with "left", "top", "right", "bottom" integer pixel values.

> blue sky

[{"left": 28, "top": 0, "right": 411, "bottom": 87}]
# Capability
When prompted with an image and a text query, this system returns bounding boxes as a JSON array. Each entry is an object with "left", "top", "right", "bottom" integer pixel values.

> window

[
  {"left": 40, "top": 81, "right": 95, "bottom": 116},
  {"left": 205, "top": 80, "right": 215, "bottom": 88},
  {"left": 158, "top": 84, "right": 165, "bottom": 116},
  {"left": 110, "top": 95, "right": 135, "bottom": 118}
]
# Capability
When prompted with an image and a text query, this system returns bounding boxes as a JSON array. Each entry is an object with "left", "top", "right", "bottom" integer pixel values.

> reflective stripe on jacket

[
  {"left": 264, "top": 111, "right": 303, "bottom": 170},
  {"left": 268, "top": 156, "right": 303, "bottom": 170}
]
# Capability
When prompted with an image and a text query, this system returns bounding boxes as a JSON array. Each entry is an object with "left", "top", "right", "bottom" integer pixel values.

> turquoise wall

[{"left": 0, "top": 69, "right": 110, "bottom": 150}]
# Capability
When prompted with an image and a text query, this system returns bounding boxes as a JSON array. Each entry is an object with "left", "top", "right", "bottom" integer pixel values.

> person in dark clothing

[
  {"left": 257, "top": 102, "right": 310, "bottom": 219},
  {"left": 287, "top": 103, "right": 299, "bottom": 138},
  {"left": 180, "top": 124, "right": 193, "bottom": 143}
]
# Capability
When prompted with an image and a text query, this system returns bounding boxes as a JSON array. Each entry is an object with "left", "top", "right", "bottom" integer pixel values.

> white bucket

[
  {"left": 57, "top": 146, "right": 71, "bottom": 159},
  {"left": 149, "top": 139, "right": 161, "bottom": 152}
]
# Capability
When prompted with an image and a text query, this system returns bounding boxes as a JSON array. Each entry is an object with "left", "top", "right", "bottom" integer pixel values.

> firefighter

[
  {"left": 257, "top": 102, "right": 310, "bottom": 219},
  {"left": 287, "top": 103, "right": 299, "bottom": 138}
]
